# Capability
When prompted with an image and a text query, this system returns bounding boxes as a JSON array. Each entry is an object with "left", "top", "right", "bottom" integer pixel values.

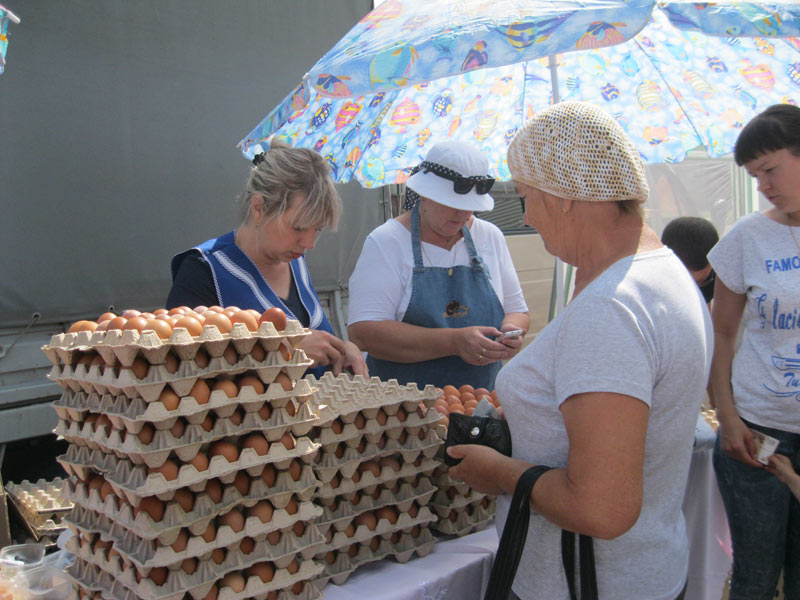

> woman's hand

[
  {"left": 766, "top": 453, "right": 797, "bottom": 484},
  {"left": 336, "top": 340, "right": 369, "bottom": 376},
  {"left": 718, "top": 412, "right": 763, "bottom": 467},
  {"left": 447, "top": 444, "right": 526, "bottom": 496},
  {"left": 497, "top": 323, "right": 525, "bottom": 359},
  {"left": 455, "top": 326, "right": 514, "bottom": 366},
  {"left": 297, "top": 330, "right": 348, "bottom": 369}
]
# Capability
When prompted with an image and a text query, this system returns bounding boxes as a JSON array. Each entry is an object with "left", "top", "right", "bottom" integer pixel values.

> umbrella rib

[{"left": 632, "top": 38, "right": 704, "bottom": 151}]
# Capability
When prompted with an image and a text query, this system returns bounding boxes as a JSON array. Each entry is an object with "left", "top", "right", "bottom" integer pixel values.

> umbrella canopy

[
  {"left": 0, "top": 4, "right": 20, "bottom": 75},
  {"left": 240, "top": 0, "right": 800, "bottom": 186}
]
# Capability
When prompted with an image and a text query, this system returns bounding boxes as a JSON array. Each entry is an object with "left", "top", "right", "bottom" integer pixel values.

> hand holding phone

[{"left": 495, "top": 328, "right": 524, "bottom": 342}]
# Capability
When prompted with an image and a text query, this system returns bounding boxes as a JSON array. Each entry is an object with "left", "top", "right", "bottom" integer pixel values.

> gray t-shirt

[
  {"left": 708, "top": 211, "right": 800, "bottom": 433},
  {"left": 495, "top": 248, "right": 713, "bottom": 600}
]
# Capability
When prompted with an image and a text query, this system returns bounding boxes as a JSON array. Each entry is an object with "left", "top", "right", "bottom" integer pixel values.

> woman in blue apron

[
  {"left": 348, "top": 142, "right": 530, "bottom": 390},
  {"left": 167, "top": 140, "right": 367, "bottom": 378}
]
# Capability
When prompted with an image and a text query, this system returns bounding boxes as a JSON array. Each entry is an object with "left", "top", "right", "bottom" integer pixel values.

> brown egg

[
  {"left": 201, "top": 584, "right": 218, "bottom": 600},
  {"left": 209, "top": 441, "right": 239, "bottom": 462},
  {"left": 329, "top": 474, "right": 341, "bottom": 489},
  {"left": 474, "top": 387, "right": 491, "bottom": 400},
  {"left": 181, "top": 557, "right": 197, "bottom": 575},
  {"left": 290, "top": 582, "right": 304, "bottom": 595},
  {"left": 172, "top": 488, "right": 194, "bottom": 513},
  {"left": 97, "top": 311, "right": 117, "bottom": 323},
  {"left": 238, "top": 374, "right": 265, "bottom": 395},
  {"left": 449, "top": 404, "right": 465, "bottom": 415},
  {"left": 211, "top": 548, "right": 226, "bottom": 564},
  {"left": 331, "top": 418, "right": 344, "bottom": 434},
  {"left": 241, "top": 434, "right": 269, "bottom": 456},
  {"left": 460, "top": 392, "right": 476, "bottom": 406},
  {"left": 204, "top": 312, "right": 233, "bottom": 334},
  {"left": 284, "top": 398, "right": 297, "bottom": 417},
  {"left": 353, "top": 412, "right": 366, "bottom": 429},
  {"left": 375, "top": 408, "right": 388, "bottom": 425},
  {"left": 396, "top": 406, "right": 408, "bottom": 422},
  {"left": 204, "top": 479, "right": 223, "bottom": 503},
  {"left": 137, "top": 423, "right": 155, "bottom": 445},
  {"left": 98, "top": 481, "right": 115, "bottom": 502},
  {"left": 95, "top": 320, "right": 109, "bottom": 331},
  {"left": 158, "top": 388, "right": 181, "bottom": 411},
  {"left": 279, "top": 431, "right": 295, "bottom": 450},
  {"left": 358, "top": 460, "right": 381, "bottom": 478},
  {"left": 379, "top": 456, "right": 402, "bottom": 472},
  {"left": 194, "top": 349, "right": 210, "bottom": 368},
  {"left": 123, "top": 316, "right": 149, "bottom": 333},
  {"left": 167, "top": 306, "right": 186, "bottom": 316},
  {"left": 376, "top": 506, "right": 399, "bottom": 524},
  {"left": 291, "top": 521, "right": 306, "bottom": 537},
  {"left": 346, "top": 543, "right": 359, "bottom": 557},
  {"left": 410, "top": 525, "right": 421, "bottom": 538},
  {"left": 200, "top": 522, "right": 216, "bottom": 543},
  {"left": 260, "top": 464, "right": 277, "bottom": 486},
  {"left": 288, "top": 459, "right": 302, "bottom": 481},
  {"left": 248, "top": 500, "right": 274, "bottom": 523},
  {"left": 222, "top": 345, "right": 239, "bottom": 366},
  {"left": 121, "top": 309, "right": 142, "bottom": 319},
  {"left": 396, "top": 430, "right": 408, "bottom": 444},
  {"left": 188, "top": 451, "right": 210, "bottom": 472},
  {"left": 106, "top": 316, "right": 128, "bottom": 331},
  {"left": 170, "top": 529, "right": 189, "bottom": 552},
  {"left": 446, "top": 394, "right": 462, "bottom": 406},
  {"left": 257, "top": 402, "right": 272, "bottom": 420},
  {"left": 212, "top": 379, "right": 238, "bottom": 399},
  {"left": 334, "top": 443, "right": 345, "bottom": 459},
  {"left": 135, "top": 497, "right": 165, "bottom": 521},
  {"left": 286, "top": 558, "right": 300, "bottom": 575},
  {"left": 247, "top": 562, "right": 275, "bottom": 583},
  {"left": 250, "top": 343, "right": 266, "bottom": 362},
  {"left": 199, "top": 414, "right": 215, "bottom": 432},
  {"left": 130, "top": 357, "right": 150, "bottom": 379},
  {"left": 86, "top": 474, "right": 104, "bottom": 493},
  {"left": 354, "top": 511, "right": 378, "bottom": 531},
  {"left": 219, "top": 509, "right": 245, "bottom": 533},
  {"left": 169, "top": 418, "right": 186, "bottom": 438},
  {"left": 285, "top": 496, "right": 299, "bottom": 515},
  {"left": 229, "top": 409, "right": 243, "bottom": 426},
  {"left": 259, "top": 307, "right": 287, "bottom": 331},
  {"left": 324, "top": 551, "right": 337, "bottom": 565},
  {"left": 278, "top": 342, "right": 293, "bottom": 361},
  {"left": 148, "top": 567, "right": 168, "bottom": 586},
  {"left": 273, "top": 372, "right": 293, "bottom": 391},
  {"left": 266, "top": 530, "right": 282, "bottom": 545},
  {"left": 239, "top": 536, "right": 255, "bottom": 554},
  {"left": 230, "top": 310, "right": 259, "bottom": 332},
  {"left": 220, "top": 573, "right": 245, "bottom": 593},
  {"left": 448, "top": 509, "right": 458, "bottom": 522},
  {"left": 143, "top": 319, "right": 173, "bottom": 340},
  {"left": 173, "top": 315, "right": 203, "bottom": 337},
  {"left": 163, "top": 352, "right": 179, "bottom": 374},
  {"left": 150, "top": 459, "right": 179, "bottom": 481},
  {"left": 233, "top": 471, "right": 250, "bottom": 495},
  {"left": 68, "top": 320, "right": 98, "bottom": 334}
]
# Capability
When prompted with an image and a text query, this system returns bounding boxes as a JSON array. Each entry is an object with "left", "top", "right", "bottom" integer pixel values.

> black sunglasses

[{"left": 420, "top": 160, "right": 495, "bottom": 195}]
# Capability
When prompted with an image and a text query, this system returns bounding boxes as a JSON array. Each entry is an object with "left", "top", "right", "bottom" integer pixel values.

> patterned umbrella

[
  {"left": 239, "top": 0, "right": 800, "bottom": 185},
  {"left": 0, "top": 4, "right": 20, "bottom": 75}
]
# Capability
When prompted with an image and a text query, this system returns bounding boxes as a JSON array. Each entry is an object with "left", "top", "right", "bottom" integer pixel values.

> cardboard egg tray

[
  {"left": 65, "top": 550, "right": 323, "bottom": 600},
  {"left": 54, "top": 399, "right": 317, "bottom": 468},
  {"left": 314, "top": 455, "right": 438, "bottom": 500},
  {"left": 430, "top": 498, "right": 495, "bottom": 537},
  {"left": 58, "top": 436, "right": 319, "bottom": 505},
  {"left": 316, "top": 526, "right": 436, "bottom": 587},
  {"left": 64, "top": 464, "right": 318, "bottom": 542},
  {"left": 42, "top": 320, "right": 309, "bottom": 368},
  {"left": 5, "top": 478, "right": 73, "bottom": 532},
  {"left": 66, "top": 501, "right": 323, "bottom": 569},
  {"left": 54, "top": 382, "right": 314, "bottom": 433},
  {"left": 48, "top": 348, "right": 312, "bottom": 402}
]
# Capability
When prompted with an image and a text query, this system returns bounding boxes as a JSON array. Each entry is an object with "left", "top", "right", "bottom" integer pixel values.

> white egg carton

[
  {"left": 65, "top": 464, "right": 318, "bottom": 541},
  {"left": 42, "top": 320, "right": 309, "bottom": 368},
  {"left": 49, "top": 349, "right": 312, "bottom": 402},
  {"left": 67, "top": 502, "right": 323, "bottom": 569},
  {"left": 66, "top": 551, "right": 323, "bottom": 600},
  {"left": 55, "top": 401, "right": 317, "bottom": 468},
  {"left": 315, "top": 527, "right": 436, "bottom": 587},
  {"left": 430, "top": 499, "right": 495, "bottom": 537},
  {"left": 5, "top": 478, "right": 73, "bottom": 528},
  {"left": 58, "top": 437, "right": 319, "bottom": 505},
  {"left": 315, "top": 478, "right": 436, "bottom": 538},
  {"left": 54, "top": 381, "right": 315, "bottom": 433},
  {"left": 314, "top": 455, "right": 438, "bottom": 500}
]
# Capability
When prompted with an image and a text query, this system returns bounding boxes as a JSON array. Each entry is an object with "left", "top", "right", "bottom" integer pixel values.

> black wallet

[{"left": 443, "top": 412, "right": 512, "bottom": 466}]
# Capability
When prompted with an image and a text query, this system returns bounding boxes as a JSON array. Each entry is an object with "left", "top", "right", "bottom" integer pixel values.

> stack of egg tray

[
  {"left": 306, "top": 372, "right": 443, "bottom": 587},
  {"left": 429, "top": 462, "right": 496, "bottom": 537},
  {"left": 5, "top": 478, "right": 73, "bottom": 545},
  {"left": 43, "top": 320, "right": 327, "bottom": 600}
]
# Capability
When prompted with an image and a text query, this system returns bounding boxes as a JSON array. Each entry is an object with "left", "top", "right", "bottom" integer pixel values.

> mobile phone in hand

[{"left": 496, "top": 329, "right": 524, "bottom": 342}]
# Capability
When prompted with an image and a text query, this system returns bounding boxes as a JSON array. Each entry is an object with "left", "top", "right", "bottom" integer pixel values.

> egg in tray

[
  {"left": 428, "top": 384, "right": 500, "bottom": 537},
  {"left": 48, "top": 307, "right": 325, "bottom": 600},
  {"left": 306, "top": 372, "right": 443, "bottom": 587}
]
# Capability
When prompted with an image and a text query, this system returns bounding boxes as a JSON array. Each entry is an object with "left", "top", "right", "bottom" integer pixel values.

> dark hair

[
  {"left": 661, "top": 217, "right": 719, "bottom": 271},
  {"left": 734, "top": 104, "right": 800, "bottom": 166}
]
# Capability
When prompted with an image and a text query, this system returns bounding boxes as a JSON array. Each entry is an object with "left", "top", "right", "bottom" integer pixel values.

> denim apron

[{"left": 367, "top": 203, "right": 505, "bottom": 389}]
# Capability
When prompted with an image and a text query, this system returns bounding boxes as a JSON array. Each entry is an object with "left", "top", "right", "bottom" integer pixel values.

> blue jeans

[{"left": 713, "top": 420, "right": 800, "bottom": 600}]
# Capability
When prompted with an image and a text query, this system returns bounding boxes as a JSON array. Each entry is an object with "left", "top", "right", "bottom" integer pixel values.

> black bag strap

[
  {"left": 562, "top": 530, "right": 598, "bottom": 600},
  {"left": 484, "top": 465, "right": 553, "bottom": 600}
]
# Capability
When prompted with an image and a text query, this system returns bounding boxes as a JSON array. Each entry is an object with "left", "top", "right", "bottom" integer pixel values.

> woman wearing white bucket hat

[
  {"left": 347, "top": 141, "right": 529, "bottom": 390},
  {"left": 448, "top": 102, "right": 713, "bottom": 600}
]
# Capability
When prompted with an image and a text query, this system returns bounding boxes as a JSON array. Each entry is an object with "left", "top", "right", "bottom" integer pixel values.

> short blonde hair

[
  {"left": 508, "top": 102, "right": 649, "bottom": 206},
  {"left": 240, "top": 139, "right": 342, "bottom": 230}
]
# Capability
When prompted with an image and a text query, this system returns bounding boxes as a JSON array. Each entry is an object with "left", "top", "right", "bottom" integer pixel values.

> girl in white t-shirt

[{"left": 709, "top": 104, "right": 800, "bottom": 599}]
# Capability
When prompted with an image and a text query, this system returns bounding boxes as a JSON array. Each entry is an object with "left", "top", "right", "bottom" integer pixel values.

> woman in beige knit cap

[{"left": 448, "top": 102, "right": 713, "bottom": 599}]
